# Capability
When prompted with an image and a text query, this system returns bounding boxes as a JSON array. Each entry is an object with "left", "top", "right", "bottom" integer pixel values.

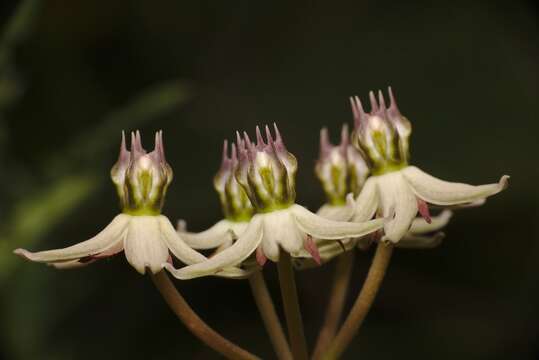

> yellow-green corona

[
  {"left": 111, "top": 130, "right": 173, "bottom": 215},
  {"left": 214, "top": 140, "right": 254, "bottom": 222},
  {"left": 316, "top": 124, "right": 369, "bottom": 206},
  {"left": 350, "top": 87, "right": 411, "bottom": 175},
  {"left": 235, "top": 124, "right": 297, "bottom": 212}
]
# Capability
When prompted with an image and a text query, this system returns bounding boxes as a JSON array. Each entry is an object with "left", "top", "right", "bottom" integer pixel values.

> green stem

[
  {"left": 151, "top": 271, "right": 260, "bottom": 360},
  {"left": 312, "top": 251, "right": 355, "bottom": 359},
  {"left": 277, "top": 252, "right": 309, "bottom": 360},
  {"left": 322, "top": 243, "right": 393, "bottom": 360},
  {"left": 249, "top": 270, "right": 293, "bottom": 360}
]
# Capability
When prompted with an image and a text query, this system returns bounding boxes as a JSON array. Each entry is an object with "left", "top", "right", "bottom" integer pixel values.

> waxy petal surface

[
  {"left": 14, "top": 214, "right": 130, "bottom": 263},
  {"left": 402, "top": 166, "right": 509, "bottom": 206}
]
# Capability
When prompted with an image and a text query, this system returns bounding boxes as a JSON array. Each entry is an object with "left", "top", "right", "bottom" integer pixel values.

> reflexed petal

[
  {"left": 377, "top": 171, "right": 418, "bottom": 242},
  {"left": 14, "top": 214, "right": 130, "bottom": 263},
  {"left": 50, "top": 259, "right": 98, "bottom": 269},
  {"left": 291, "top": 204, "right": 384, "bottom": 240},
  {"left": 317, "top": 194, "right": 356, "bottom": 221},
  {"left": 263, "top": 209, "right": 304, "bottom": 257},
  {"left": 163, "top": 263, "right": 255, "bottom": 280},
  {"left": 166, "top": 216, "right": 264, "bottom": 279},
  {"left": 261, "top": 233, "right": 280, "bottom": 262},
  {"left": 179, "top": 219, "right": 243, "bottom": 250},
  {"left": 409, "top": 210, "right": 452, "bottom": 234},
  {"left": 49, "top": 237, "right": 126, "bottom": 269},
  {"left": 124, "top": 216, "right": 169, "bottom": 274},
  {"left": 402, "top": 166, "right": 509, "bottom": 206},
  {"left": 397, "top": 232, "right": 445, "bottom": 249},
  {"left": 159, "top": 216, "right": 207, "bottom": 264},
  {"left": 353, "top": 178, "right": 378, "bottom": 222}
]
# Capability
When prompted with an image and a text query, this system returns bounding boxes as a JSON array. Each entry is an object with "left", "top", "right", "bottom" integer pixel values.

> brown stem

[
  {"left": 151, "top": 271, "right": 260, "bottom": 360},
  {"left": 277, "top": 252, "right": 309, "bottom": 360},
  {"left": 248, "top": 270, "right": 293, "bottom": 360},
  {"left": 322, "top": 243, "right": 393, "bottom": 360},
  {"left": 312, "top": 251, "right": 355, "bottom": 359}
]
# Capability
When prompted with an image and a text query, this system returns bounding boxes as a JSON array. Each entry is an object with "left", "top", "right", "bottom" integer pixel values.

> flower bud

[
  {"left": 235, "top": 124, "right": 297, "bottom": 212},
  {"left": 316, "top": 125, "right": 369, "bottom": 205},
  {"left": 111, "top": 130, "right": 173, "bottom": 215},
  {"left": 214, "top": 140, "right": 254, "bottom": 221},
  {"left": 350, "top": 87, "right": 411, "bottom": 174}
]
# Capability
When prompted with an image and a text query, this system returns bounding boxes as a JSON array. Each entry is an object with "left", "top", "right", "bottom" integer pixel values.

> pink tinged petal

[
  {"left": 290, "top": 204, "right": 384, "bottom": 240},
  {"left": 124, "top": 216, "right": 169, "bottom": 274},
  {"left": 409, "top": 210, "right": 453, "bottom": 234},
  {"left": 304, "top": 236, "right": 321, "bottom": 265},
  {"left": 402, "top": 166, "right": 510, "bottom": 206},
  {"left": 50, "top": 259, "right": 98, "bottom": 269},
  {"left": 353, "top": 178, "right": 378, "bottom": 222},
  {"left": 167, "top": 216, "right": 264, "bottom": 280},
  {"left": 177, "top": 219, "right": 236, "bottom": 250},
  {"left": 256, "top": 246, "right": 267, "bottom": 267},
  {"left": 377, "top": 171, "right": 419, "bottom": 243},
  {"left": 13, "top": 214, "right": 130, "bottom": 264},
  {"left": 417, "top": 198, "right": 432, "bottom": 224}
]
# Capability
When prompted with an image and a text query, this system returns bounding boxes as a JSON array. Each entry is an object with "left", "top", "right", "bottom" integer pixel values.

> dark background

[{"left": 0, "top": 0, "right": 537, "bottom": 359}]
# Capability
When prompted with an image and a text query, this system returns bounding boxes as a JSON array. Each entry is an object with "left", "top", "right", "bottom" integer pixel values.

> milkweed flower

[
  {"left": 350, "top": 88, "right": 509, "bottom": 242},
  {"left": 177, "top": 140, "right": 253, "bottom": 253},
  {"left": 14, "top": 132, "right": 244, "bottom": 277},
  {"left": 166, "top": 124, "right": 385, "bottom": 280},
  {"left": 294, "top": 126, "right": 453, "bottom": 268}
]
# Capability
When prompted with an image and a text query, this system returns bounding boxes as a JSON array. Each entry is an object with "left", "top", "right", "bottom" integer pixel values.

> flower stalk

[
  {"left": 312, "top": 251, "right": 355, "bottom": 359},
  {"left": 248, "top": 271, "right": 293, "bottom": 360},
  {"left": 322, "top": 243, "right": 393, "bottom": 360},
  {"left": 150, "top": 271, "right": 260, "bottom": 360},
  {"left": 277, "top": 251, "right": 309, "bottom": 360}
]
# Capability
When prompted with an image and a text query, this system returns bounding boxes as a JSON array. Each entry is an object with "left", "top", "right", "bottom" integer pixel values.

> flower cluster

[
  {"left": 167, "top": 125, "right": 384, "bottom": 280},
  {"left": 14, "top": 88, "right": 509, "bottom": 280}
]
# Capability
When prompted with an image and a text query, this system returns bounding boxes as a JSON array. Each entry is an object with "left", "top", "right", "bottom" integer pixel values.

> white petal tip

[
  {"left": 439, "top": 210, "right": 453, "bottom": 221},
  {"left": 163, "top": 263, "right": 198, "bottom": 280},
  {"left": 499, "top": 175, "right": 510, "bottom": 190},
  {"left": 345, "top": 193, "right": 355, "bottom": 207},
  {"left": 13, "top": 248, "right": 32, "bottom": 260}
]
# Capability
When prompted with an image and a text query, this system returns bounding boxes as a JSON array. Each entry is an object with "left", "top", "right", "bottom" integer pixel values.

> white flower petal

[
  {"left": 49, "top": 259, "right": 98, "bottom": 269},
  {"left": 397, "top": 232, "right": 445, "bottom": 249},
  {"left": 13, "top": 214, "right": 130, "bottom": 263},
  {"left": 409, "top": 210, "right": 453, "bottom": 234},
  {"left": 402, "top": 166, "right": 509, "bottom": 206},
  {"left": 179, "top": 219, "right": 245, "bottom": 250},
  {"left": 291, "top": 204, "right": 384, "bottom": 240},
  {"left": 353, "top": 178, "right": 378, "bottom": 222},
  {"left": 49, "top": 235, "right": 126, "bottom": 269},
  {"left": 262, "top": 209, "right": 304, "bottom": 258},
  {"left": 377, "top": 171, "right": 418, "bottom": 243},
  {"left": 159, "top": 216, "right": 207, "bottom": 264},
  {"left": 167, "top": 216, "right": 264, "bottom": 279},
  {"left": 317, "top": 194, "right": 356, "bottom": 221},
  {"left": 124, "top": 216, "right": 169, "bottom": 274},
  {"left": 261, "top": 234, "right": 280, "bottom": 262}
]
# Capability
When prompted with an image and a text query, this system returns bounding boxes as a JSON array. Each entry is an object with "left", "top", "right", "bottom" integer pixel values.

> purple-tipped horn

[
  {"left": 319, "top": 127, "right": 331, "bottom": 158},
  {"left": 369, "top": 91, "right": 379, "bottom": 113}
]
